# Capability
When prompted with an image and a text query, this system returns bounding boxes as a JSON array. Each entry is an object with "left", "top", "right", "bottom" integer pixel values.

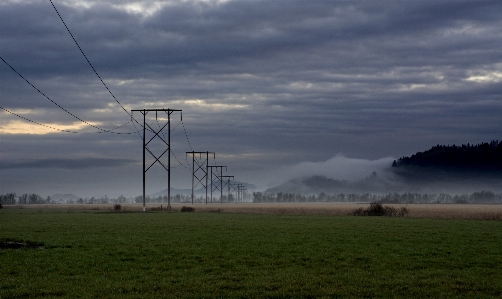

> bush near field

[{"left": 351, "top": 202, "right": 409, "bottom": 217}]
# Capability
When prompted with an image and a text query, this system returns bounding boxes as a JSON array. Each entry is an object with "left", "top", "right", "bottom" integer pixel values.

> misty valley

[{"left": 2, "top": 140, "right": 502, "bottom": 207}]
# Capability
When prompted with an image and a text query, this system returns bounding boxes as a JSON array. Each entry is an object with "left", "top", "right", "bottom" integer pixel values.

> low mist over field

[
  {"left": 267, "top": 141, "right": 502, "bottom": 195},
  {"left": 263, "top": 155, "right": 395, "bottom": 186}
]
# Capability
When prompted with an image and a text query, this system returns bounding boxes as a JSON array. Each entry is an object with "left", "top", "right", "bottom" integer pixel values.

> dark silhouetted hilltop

[{"left": 392, "top": 140, "right": 502, "bottom": 180}]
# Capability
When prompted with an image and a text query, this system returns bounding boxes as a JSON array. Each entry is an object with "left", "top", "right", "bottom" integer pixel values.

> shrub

[
  {"left": 351, "top": 202, "right": 409, "bottom": 217},
  {"left": 367, "top": 202, "right": 386, "bottom": 216},
  {"left": 181, "top": 206, "right": 195, "bottom": 212},
  {"left": 0, "top": 204, "right": 3, "bottom": 209},
  {"left": 351, "top": 207, "right": 366, "bottom": 216},
  {"left": 113, "top": 204, "right": 121, "bottom": 211}
]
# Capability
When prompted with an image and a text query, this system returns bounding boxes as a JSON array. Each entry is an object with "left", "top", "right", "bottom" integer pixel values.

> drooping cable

[
  {"left": 181, "top": 117, "right": 195, "bottom": 168},
  {"left": 170, "top": 119, "right": 181, "bottom": 132},
  {"left": 130, "top": 111, "right": 143, "bottom": 139},
  {"left": 0, "top": 105, "right": 78, "bottom": 133},
  {"left": 50, "top": 0, "right": 145, "bottom": 139},
  {"left": 49, "top": 0, "right": 130, "bottom": 117},
  {"left": 181, "top": 118, "right": 194, "bottom": 152},
  {"left": 0, "top": 56, "right": 131, "bottom": 134},
  {"left": 171, "top": 150, "right": 190, "bottom": 171}
]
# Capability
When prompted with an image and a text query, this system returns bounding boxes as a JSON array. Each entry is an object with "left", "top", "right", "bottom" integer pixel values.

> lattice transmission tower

[
  {"left": 131, "top": 108, "right": 181, "bottom": 212},
  {"left": 220, "top": 175, "right": 234, "bottom": 203},
  {"left": 207, "top": 165, "right": 226, "bottom": 204},
  {"left": 186, "top": 151, "right": 215, "bottom": 204}
]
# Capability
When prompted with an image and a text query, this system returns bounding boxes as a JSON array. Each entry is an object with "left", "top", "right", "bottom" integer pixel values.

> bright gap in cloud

[
  {"left": 92, "top": 103, "right": 118, "bottom": 114},
  {"left": 112, "top": 1, "right": 168, "bottom": 17},
  {"left": 289, "top": 81, "right": 314, "bottom": 89},
  {"left": 182, "top": 99, "right": 248, "bottom": 111},
  {"left": 64, "top": 0, "right": 233, "bottom": 18},
  {"left": 3, "top": 108, "right": 40, "bottom": 115},
  {"left": 0, "top": 120, "right": 94, "bottom": 135},
  {"left": 466, "top": 71, "right": 502, "bottom": 83}
]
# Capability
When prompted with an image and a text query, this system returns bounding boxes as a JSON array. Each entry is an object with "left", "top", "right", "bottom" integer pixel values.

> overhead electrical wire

[
  {"left": 49, "top": 0, "right": 200, "bottom": 177},
  {"left": 181, "top": 118, "right": 196, "bottom": 168},
  {"left": 0, "top": 56, "right": 131, "bottom": 134},
  {"left": 49, "top": 0, "right": 146, "bottom": 136},
  {"left": 0, "top": 105, "right": 78, "bottom": 133},
  {"left": 171, "top": 119, "right": 181, "bottom": 132},
  {"left": 182, "top": 118, "right": 194, "bottom": 152},
  {"left": 49, "top": 0, "right": 198, "bottom": 157},
  {"left": 49, "top": 0, "right": 130, "bottom": 117},
  {"left": 130, "top": 111, "right": 144, "bottom": 139},
  {"left": 1, "top": 2, "right": 216, "bottom": 187}
]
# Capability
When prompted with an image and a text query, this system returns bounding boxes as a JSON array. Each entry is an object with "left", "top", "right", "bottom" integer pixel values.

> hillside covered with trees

[
  {"left": 266, "top": 140, "right": 502, "bottom": 195},
  {"left": 392, "top": 140, "right": 502, "bottom": 179}
]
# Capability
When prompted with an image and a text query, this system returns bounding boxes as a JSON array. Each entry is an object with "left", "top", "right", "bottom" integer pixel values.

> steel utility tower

[
  {"left": 131, "top": 108, "right": 181, "bottom": 212},
  {"left": 207, "top": 165, "right": 226, "bottom": 204},
  {"left": 220, "top": 175, "right": 234, "bottom": 203},
  {"left": 186, "top": 151, "right": 215, "bottom": 204},
  {"left": 237, "top": 183, "right": 247, "bottom": 203},
  {"left": 228, "top": 182, "right": 238, "bottom": 202}
]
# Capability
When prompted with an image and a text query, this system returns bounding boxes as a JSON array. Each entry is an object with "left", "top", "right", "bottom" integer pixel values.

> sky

[{"left": 1, "top": 0, "right": 501, "bottom": 198}]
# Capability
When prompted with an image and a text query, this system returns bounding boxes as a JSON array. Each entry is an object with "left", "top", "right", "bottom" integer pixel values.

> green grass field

[{"left": 1, "top": 209, "right": 501, "bottom": 298}]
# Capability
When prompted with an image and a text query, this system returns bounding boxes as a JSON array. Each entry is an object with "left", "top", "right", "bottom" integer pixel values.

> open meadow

[
  {"left": 1, "top": 204, "right": 502, "bottom": 298},
  {"left": 6, "top": 202, "right": 502, "bottom": 220}
]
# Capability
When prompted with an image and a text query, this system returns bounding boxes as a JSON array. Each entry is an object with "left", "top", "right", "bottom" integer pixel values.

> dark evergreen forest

[{"left": 392, "top": 140, "right": 502, "bottom": 177}]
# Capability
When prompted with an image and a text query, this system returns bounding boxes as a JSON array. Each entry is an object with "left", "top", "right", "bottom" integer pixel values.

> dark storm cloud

[{"left": 1, "top": 0, "right": 502, "bottom": 196}]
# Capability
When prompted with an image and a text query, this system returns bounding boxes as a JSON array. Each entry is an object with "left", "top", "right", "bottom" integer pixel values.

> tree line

[
  {"left": 392, "top": 140, "right": 502, "bottom": 172},
  {"left": 0, "top": 193, "right": 48, "bottom": 204},
  {"left": 3, "top": 191, "right": 501, "bottom": 205},
  {"left": 252, "top": 191, "right": 502, "bottom": 204},
  {"left": 0, "top": 193, "right": 233, "bottom": 205}
]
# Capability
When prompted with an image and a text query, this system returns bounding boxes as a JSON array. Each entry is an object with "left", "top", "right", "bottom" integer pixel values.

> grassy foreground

[{"left": 1, "top": 209, "right": 501, "bottom": 298}]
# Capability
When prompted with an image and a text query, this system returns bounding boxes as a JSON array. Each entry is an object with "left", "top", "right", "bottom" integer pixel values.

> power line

[
  {"left": 182, "top": 117, "right": 194, "bottom": 152},
  {"left": 0, "top": 56, "right": 131, "bottom": 134},
  {"left": 171, "top": 149, "right": 191, "bottom": 171},
  {"left": 171, "top": 119, "right": 181, "bottom": 132},
  {"left": 49, "top": 0, "right": 145, "bottom": 138},
  {"left": 49, "top": 0, "right": 130, "bottom": 117},
  {"left": 0, "top": 102, "right": 132, "bottom": 134},
  {"left": 0, "top": 106, "right": 78, "bottom": 133},
  {"left": 130, "top": 111, "right": 144, "bottom": 139},
  {"left": 179, "top": 115, "right": 196, "bottom": 169}
]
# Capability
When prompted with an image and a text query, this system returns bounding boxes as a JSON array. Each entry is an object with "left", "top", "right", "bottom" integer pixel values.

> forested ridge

[{"left": 392, "top": 140, "right": 502, "bottom": 174}]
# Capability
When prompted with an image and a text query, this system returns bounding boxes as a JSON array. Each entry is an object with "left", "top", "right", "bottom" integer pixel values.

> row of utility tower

[{"left": 131, "top": 108, "right": 246, "bottom": 212}]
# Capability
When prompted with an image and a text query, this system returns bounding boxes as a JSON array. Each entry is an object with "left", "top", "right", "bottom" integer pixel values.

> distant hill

[
  {"left": 266, "top": 140, "right": 502, "bottom": 195},
  {"left": 266, "top": 176, "right": 349, "bottom": 194},
  {"left": 265, "top": 173, "right": 393, "bottom": 194},
  {"left": 392, "top": 140, "right": 502, "bottom": 180}
]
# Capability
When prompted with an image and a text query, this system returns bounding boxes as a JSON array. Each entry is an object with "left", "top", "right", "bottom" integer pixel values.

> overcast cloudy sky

[{"left": 1, "top": 0, "right": 501, "bottom": 197}]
